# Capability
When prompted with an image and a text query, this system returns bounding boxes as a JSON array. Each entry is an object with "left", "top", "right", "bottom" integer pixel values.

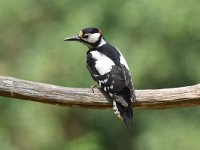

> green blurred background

[{"left": 0, "top": 0, "right": 200, "bottom": 149}]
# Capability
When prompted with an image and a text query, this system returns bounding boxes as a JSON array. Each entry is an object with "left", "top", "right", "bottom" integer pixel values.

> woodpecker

[{"left": 64, "top": 28, "right": 136, "bottom": 126}]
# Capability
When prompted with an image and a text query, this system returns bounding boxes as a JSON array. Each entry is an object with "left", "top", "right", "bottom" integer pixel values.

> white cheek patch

[
  {"left": 88, "top": 33, "right": 101, "bottom": 43},
  {"left": 91, "top": 51, "right": 115, "bottom": 75}
]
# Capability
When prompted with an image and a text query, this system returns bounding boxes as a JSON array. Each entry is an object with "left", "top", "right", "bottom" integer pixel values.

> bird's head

[{"left": 64, "top": 28, "right": 105, "bottom": 48}]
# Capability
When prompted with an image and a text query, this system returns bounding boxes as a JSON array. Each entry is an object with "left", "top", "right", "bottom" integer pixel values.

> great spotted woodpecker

[{"left": 64, "top": 28, "right": 136, "bottom": 126}]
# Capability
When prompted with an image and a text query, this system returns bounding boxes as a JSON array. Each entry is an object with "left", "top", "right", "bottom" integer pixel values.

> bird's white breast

[{"left": 90, "top": 51, "right": 115, "bottom": 75}]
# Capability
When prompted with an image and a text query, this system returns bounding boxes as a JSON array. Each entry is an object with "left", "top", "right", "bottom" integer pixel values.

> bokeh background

[{"left": 0, "top": 0, "right": 200, "bottom": 149}]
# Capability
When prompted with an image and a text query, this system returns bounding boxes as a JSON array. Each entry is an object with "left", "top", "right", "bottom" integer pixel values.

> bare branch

[{"left": 0, "top": 76, "right": 200, "bottom": 109}]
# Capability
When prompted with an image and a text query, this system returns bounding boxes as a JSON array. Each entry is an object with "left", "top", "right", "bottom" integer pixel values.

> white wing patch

[
  {"left": 91, "top": 51, "right": 115, "bottom": 75},
  {"left": 103, "top": 78, "right": 108, "bottom": 83},
  {"left": 116, "top": 49, "right": 129, "bottom": 70}
]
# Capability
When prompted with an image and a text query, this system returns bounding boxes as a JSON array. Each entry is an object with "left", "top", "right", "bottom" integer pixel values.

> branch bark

[{"left": 0, "top": 76, "right": 200, "bottom": 109}]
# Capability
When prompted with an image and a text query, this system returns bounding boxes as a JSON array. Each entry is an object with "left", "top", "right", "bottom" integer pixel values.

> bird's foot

[
  {"left": 131, "top": 98, "right": 137, "bottom": 103},
  {"left": 91, "top": 84, "right": 100, "bottom": 93}
]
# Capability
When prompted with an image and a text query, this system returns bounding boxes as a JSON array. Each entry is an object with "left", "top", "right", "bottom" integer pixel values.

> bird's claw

[{"left": 91, "top": 84, "right": 100, "bottom": 93}]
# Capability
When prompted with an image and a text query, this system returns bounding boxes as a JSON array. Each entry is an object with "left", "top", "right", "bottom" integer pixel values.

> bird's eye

[{"left": 83, "top": 34, "right": 89, "bottom": 38}]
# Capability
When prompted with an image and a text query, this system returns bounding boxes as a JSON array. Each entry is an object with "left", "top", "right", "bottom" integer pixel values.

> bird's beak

[{"left": 64, "top": 36, "right": 80, "bottom": 41}]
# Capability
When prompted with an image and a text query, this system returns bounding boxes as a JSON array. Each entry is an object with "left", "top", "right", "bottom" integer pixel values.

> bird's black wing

[
  {"left": 110, "top": 65, "right": 135, "bottom": 98},
  {"left": 109, "top": 65, "right": 134, "bottom": 125},
  {"left": 121, "top": 65, "right": 136, "bottom": 101}
]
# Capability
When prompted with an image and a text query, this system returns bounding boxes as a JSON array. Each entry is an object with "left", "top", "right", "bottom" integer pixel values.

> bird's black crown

[{"left": 82, "top": 28, "right": 102, "bottom": 34}]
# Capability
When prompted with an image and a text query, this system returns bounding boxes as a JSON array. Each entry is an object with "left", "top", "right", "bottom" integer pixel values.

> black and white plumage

[{"left": 64, "top": 28, "right": 136, "bottom": 126}]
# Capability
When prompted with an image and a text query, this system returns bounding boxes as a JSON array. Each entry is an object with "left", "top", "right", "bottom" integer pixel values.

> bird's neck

[
  {"left": 87, "top": 37, "right": 106, "bottom": 49},
  {"left": 98, "top": 38, "right": 106, "bottom": 47}
]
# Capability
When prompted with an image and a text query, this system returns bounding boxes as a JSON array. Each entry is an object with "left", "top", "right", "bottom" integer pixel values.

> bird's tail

[{"left": 113, "top": 98, "right": 133, "bottom": 127}]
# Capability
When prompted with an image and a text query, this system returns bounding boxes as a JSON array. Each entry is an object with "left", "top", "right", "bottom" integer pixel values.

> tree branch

[{"left": 0, "top": 76, "right": 200, "bottom": 109}]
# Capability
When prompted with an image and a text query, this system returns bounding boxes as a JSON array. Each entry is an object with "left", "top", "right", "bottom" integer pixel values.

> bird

[{"left": 64, "top": 27, "right": 136, "bottom": 126}]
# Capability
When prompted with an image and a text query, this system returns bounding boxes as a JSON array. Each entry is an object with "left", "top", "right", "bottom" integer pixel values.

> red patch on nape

[{"left": 98, "top": 29, "right": 103, "bottom": 35}]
